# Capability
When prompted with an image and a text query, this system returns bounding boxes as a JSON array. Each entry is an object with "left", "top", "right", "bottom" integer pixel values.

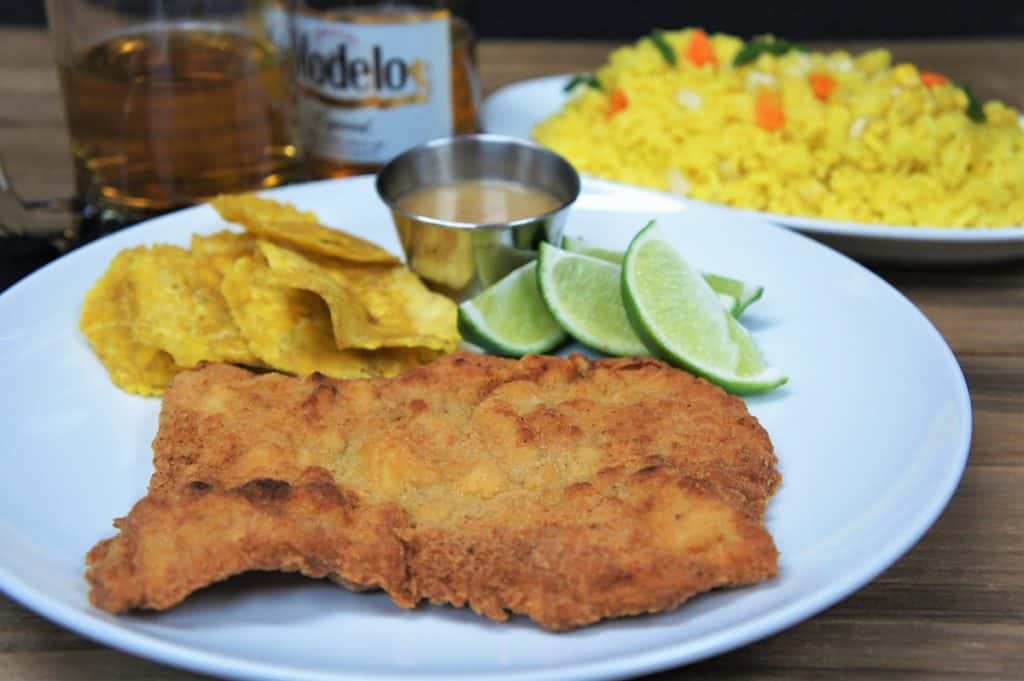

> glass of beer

[{"left": 45, "top": 0, "right": 302, "bottom": 227}]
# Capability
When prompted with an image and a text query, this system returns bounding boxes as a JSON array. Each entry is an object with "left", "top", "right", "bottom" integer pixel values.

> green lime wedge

[
  {"left": 537, "top": 242, "right": 649, "bottom": 357},
  {"left": 562, "top": 235, "right": 763, "bottom": 316},
  {"left": 716, "top": 292, "right": 741, "bottom": 317},
  {"left": 703, "top": 273, "right": 764, "bottom": 316},
  {"left": 621, "top": 221, "right": 787, "bottom": 394},
  {"left": 457, "top": 261, "right": 567, "bottom": 356},
  {"left": 560, "top": 235, "right": 625, "bottom": 265}
]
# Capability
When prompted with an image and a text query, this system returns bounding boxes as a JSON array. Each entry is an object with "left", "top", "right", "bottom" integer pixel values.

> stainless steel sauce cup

[{"left": 375, "top": 133, "right": 580, "bottom": 301}]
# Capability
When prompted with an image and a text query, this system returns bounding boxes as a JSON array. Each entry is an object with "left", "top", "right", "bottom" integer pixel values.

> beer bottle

[{"left": 291, "top": 0, "right": 480, "bottom": 178}]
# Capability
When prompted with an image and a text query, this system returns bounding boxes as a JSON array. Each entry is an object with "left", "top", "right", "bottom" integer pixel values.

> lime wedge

[
  {"left": 560, "top": 235, "right": 624, "bottom": 265},
  {"left": 621, "top": 221, "right": 787, "bottom": 394},
  {"left": 457, "top": 261, "right": 567, "bottom": 356},
  {"left": 703, "top": 273, "right": 764, "bottom": 316},
  {"left": 537, "top": 242, "right": 649, "bottom": 357},
  {"left": 562, "top": 235, "right": 763, "bottom": 316}
]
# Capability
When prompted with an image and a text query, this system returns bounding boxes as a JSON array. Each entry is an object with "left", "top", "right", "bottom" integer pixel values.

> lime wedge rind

[
  {"left": 718, "top": 292, "right": 740, "bottom": 316},
  {"left": 457, "top": 260, "right": 567, "bottom": 357},
  {"left": 537, "top": 242, "right": 650, "bottom": 357},
  {"left": 621, "top": 222, "right": 787, "bottom": 395},
  {"left": 735, "top": 287, "right": 764, "bottom": 316}
]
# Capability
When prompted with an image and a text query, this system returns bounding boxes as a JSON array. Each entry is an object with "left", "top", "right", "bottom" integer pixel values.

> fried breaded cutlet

[{"left": 87, "top": 352, "right": 780, "bottom": 631}]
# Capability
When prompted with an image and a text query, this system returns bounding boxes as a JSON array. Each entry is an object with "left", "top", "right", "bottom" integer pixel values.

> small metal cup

[{"left": 376, "top": 134, "right": 580, "bottom": 301}]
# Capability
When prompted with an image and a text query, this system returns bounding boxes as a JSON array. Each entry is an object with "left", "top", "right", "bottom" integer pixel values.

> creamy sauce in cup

[{"left": 397, "top": 179, "right": 561, "bottom": 224}]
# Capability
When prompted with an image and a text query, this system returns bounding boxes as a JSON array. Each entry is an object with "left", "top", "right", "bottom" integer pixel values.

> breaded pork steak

[{"left": 87, "top": 352, "right": 780, "bottom": 630}]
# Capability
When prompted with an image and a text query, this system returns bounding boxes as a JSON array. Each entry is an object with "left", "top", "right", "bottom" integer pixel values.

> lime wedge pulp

[
  {"left": 621, "top": 221, "right": 787, "bottom": 394},
  {"left": 457, "top": 261, "right": 567, "bottom": 356},
  {"left": 537, "top": 242, "right": 649, "bottom": 357},
  {"left": 561, "top": 235, "right": 763, "bottom": 316}
]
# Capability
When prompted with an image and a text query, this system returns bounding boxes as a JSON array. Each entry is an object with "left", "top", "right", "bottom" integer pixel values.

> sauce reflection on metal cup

[{"left": 375, "top": 134, "right": 580, "bottom": 301}]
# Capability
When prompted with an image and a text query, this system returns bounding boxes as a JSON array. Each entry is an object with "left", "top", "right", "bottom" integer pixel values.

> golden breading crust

[{"left": 87, "top": 353, "right": 781, "bottom": 630}]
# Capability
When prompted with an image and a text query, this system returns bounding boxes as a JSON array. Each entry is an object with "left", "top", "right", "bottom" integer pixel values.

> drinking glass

[{"left": 45, "top": 0, "right": 302, "bottom": 227}]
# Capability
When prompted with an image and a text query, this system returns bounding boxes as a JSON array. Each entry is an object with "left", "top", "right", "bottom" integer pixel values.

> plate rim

[
  {"left": 0, "top": 175, "right": 973, "bottom": 681},
  {"left": 482, "top": 73, "right": 1024, "bottom": 242}
]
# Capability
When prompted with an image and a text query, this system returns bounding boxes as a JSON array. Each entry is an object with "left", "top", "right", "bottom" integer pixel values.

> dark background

[{"left": 5, "top": 1, "right": 1024, "bottom": 38}]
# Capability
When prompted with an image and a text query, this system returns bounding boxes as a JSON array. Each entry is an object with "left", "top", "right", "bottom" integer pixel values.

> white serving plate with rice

[{"left": 482, "top": 75, "right": 1024, "bottom": 267}]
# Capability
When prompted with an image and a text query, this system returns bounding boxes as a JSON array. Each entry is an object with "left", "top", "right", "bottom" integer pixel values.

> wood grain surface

[{"left": 0, "top": 27, "right": 1021, "bottom": 681}]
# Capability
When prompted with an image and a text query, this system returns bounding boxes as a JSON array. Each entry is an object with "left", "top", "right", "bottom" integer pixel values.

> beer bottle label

[{"left": 293, "top": 13, "right": 453, "bottom": 165}]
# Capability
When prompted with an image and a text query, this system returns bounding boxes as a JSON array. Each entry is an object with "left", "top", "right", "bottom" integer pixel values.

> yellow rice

[{"left": 533, "top": 29, "right": 1024, "bottom": 227}]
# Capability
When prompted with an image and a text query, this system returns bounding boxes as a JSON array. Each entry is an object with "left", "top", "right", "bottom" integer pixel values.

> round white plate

[
  {"left": 0, "top": 176, "right": 971, "bottom": 681},
  {"left": 482, "top": 74, "right": 1024, "bottom": 266}
]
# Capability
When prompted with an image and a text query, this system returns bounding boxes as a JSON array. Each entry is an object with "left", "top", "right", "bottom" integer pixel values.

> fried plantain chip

[
  {"left": 221, "top": 255, "right": 438, "bottom": 378},
  {"left": 190, "top": 230, "right": 256, "bottom": 271},
  {"left": 79, "top": 248, "right": 181, "bottom": 396},
  {"left": 83, "top": 197, "right": 458, "bottom": 396},
  {"left": 256, "top": 240, "right": 460, "bottom": 352},
  {"left": 210, "top": 194, "right": 399, "bottom": 265},
  {"left": 189, "top": 231, "right": 257, "bottom": 295},
  {"left": 128, "top": 245, "right": 259, "bottom": 368}
]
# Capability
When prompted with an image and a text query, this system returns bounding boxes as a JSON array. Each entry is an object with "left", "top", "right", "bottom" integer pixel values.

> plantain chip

[
  {"left": 221, "top": 255, "right": 438, "bottom": 378},
  {"left": 190, "top": 230, "right": 256, "bottom": 272},
  {"left": 81, "top": 196, "right": 458, "bottom": 396},
  {"left": 128, "top": 244, "right": 259, "bottom": 368},
  {"left": 255, "top": 240, "right": 460, "bottom": 352},
  {"left": 79, "top": 248, "right": 181, "bottom": 396},
  {"left": 210, "top": 194, "right": 399, "bottom": 265},
  {"left": 189, "top": 230, "right": 257, "bottom": 296}
]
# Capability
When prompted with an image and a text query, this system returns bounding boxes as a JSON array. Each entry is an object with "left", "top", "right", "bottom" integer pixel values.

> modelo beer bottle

[{"left": 291, "top": 0, "right": 480, "bottom": 178}]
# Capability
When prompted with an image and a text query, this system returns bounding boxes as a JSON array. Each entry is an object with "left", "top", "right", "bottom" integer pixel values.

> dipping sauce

[{"left": 397, "top": 179, "right": 562, "bottom": 224}]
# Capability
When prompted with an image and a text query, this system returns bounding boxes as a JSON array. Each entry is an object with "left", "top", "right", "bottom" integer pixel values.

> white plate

[
  {"left": 482, "top": 74, "right": 1024, "bottom": 266},
  {"left": 0, "top": 176, "right": 970, "bottom": 681}
]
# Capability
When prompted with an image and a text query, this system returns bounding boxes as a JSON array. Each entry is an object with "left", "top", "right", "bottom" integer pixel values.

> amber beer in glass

[
  {"left": 292, "top": 0, "right": 481, "bottom": 178},
  {"left": 45, "top": 0, "right": 302, "bottom": 222}
]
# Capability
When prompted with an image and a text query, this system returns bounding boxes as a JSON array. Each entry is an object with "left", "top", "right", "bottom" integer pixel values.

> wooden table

[{"left": 1, "top": 27, "right": 1021, "bottom": 680}]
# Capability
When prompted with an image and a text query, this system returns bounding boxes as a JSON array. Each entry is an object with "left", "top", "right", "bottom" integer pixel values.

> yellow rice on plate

[{"left": 533, "top": 29, "right": 1024, "bottom": 228}]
